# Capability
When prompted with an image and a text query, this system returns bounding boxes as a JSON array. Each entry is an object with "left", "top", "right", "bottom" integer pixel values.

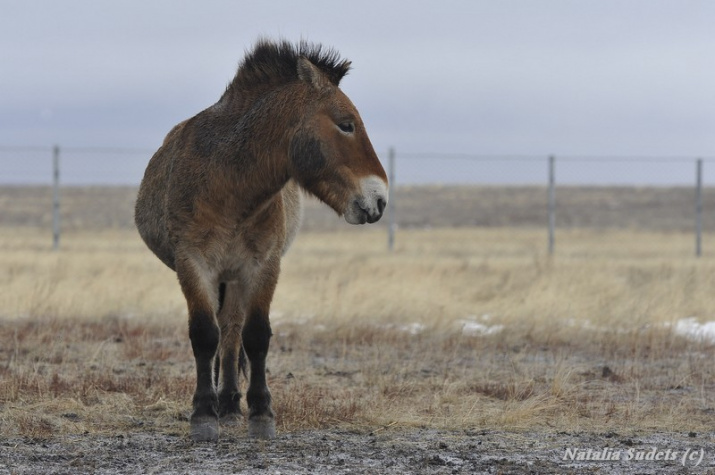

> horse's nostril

[{"left": 377, "top": 198, "right": 386, "bottom": 214}]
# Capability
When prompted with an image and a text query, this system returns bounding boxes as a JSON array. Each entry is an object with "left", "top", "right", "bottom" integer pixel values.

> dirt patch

[{"left": 2, "top": 429, "right": 713, "bottom": 474}]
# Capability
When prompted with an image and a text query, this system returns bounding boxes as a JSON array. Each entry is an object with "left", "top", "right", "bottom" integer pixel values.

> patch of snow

[
  {"left": 399, "top": 323, "right": 426, "bottom": 335},
  {"left": 376, "top": 322, "right": 426, "bottom": 335},
  {"left": 674, "top": 317, "right": 715, "bottom": 343},
  {"left": 460, "top": 319, "right": 504, "bottom": 337}
]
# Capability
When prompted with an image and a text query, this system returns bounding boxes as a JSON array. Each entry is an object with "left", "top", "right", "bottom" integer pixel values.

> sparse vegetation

[
  {"left": 1, "top": 225, "right": 714, "bottom": 442},
  {"left": 1, "top": 186, "right": 714, "bottom": 472}
]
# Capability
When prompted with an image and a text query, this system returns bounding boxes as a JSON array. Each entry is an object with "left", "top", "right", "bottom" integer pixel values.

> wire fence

[
  {"left": 1, "top": 145, "right": 713, "bottom": 254},
  {"left": 0, "top": 145, "right": 153, "bottom": 184},
  {"left": 2, "top": 145, "right": 711, "bottom": 186}
]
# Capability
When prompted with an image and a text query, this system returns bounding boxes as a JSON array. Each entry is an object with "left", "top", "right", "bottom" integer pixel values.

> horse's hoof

[
  {"left": 190, "top": 416, "right": 219, "bottom": 442},
  {"left": 248, "top": 415, "right": 276, "bottom": 439}
]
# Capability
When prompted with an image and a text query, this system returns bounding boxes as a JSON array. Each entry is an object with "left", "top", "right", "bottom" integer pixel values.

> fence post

[
  {"left": 52, "top": 145, "right": 60, "bottom": 250},
  {"left": 548, "top": 155, "right": 555, "bottom": 255},
  {"left": 696, "top": 158, "right": 703, "bottom": 257},
  {"left": 387, "top": 147, "right": 396, "bottom": 251}
]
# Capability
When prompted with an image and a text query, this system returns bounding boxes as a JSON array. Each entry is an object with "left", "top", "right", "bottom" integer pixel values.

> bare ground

[{"left": 2, "top": 429, "right": 714, "bottom": 474}]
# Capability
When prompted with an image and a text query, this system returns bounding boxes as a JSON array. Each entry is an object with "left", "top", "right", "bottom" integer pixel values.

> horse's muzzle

[{"left": 344, "top": 176, "right": 388, "bottom": 225}]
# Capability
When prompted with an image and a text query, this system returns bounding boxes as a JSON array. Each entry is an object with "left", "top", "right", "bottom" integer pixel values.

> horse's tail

[{"left": 238, "top": 346, "right": 248, "bottom": 379}]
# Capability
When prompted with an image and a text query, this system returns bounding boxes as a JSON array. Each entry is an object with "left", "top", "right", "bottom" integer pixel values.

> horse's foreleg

[
  {"left": 243, "top": 308, "right": 274, "bottom": 438},
  {"left": 242, "top": 263, "right": 279, "bottom": 439},
  {"left": 176, "top": 258, "right": 220, "bottom": 442}
]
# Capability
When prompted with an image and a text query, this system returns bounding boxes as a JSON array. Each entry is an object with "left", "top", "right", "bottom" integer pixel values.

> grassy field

[
  {"left": 3, "top": 184, "right": 715, "bottom": 232},
  {"left": 1, "top": 223, "right": 714, "bottom": 444}
]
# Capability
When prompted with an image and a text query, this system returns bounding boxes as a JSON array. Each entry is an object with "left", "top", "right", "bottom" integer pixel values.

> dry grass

[
  {"left": 4, "top": 184, "right": 715, "bottom": 232},
  {"left": 1, "top": 226, "right": 714, "bottom": 441}
]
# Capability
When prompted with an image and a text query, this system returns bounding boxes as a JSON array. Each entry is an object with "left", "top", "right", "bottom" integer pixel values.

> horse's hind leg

[
  {"left": 242, "top": 261, "right": 280, "bottom": 439},
  {"left": 216, "top": 282, "right": 245, "bottom": 423},
  {"left": 176, "top": 257, "right": 220, "bottom": 442}
]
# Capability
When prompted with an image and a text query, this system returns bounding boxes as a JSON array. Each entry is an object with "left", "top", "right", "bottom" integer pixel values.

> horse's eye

[{"left": 338, "top": 122, "right": 355, "bottom": 134}]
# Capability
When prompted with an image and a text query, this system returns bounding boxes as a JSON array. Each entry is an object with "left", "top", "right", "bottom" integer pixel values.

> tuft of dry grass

[{"left": 1, "top": 226, "right": 714, "bottom": 441}]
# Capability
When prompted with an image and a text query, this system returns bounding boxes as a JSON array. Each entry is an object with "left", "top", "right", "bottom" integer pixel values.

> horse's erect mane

[{"left": 225, "top": 39, "right": 352, "bottom": 97}]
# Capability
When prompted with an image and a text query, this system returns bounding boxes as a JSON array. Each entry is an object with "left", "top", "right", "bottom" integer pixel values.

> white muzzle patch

[{"left": 344, "top": 175, "right": 388, "bottom": 225}]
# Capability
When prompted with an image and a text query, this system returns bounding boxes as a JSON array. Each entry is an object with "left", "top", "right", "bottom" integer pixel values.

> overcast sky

[{"left": 2, "top": 1, "right": 714, "bottom": 184}]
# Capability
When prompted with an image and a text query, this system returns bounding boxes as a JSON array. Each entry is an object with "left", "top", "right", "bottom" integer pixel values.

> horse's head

[{"left": 289, "top": 57, "right": 388, "bottom": 225}]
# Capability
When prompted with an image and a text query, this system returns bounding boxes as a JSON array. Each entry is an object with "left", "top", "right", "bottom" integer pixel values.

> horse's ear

[{"left": 297, "top": 57, "right": 329, "bottom": 90}]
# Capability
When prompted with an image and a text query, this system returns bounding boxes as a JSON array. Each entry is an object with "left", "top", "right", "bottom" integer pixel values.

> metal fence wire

[{"left": 0, "top": 145, "right": 713, "bottom": 254}]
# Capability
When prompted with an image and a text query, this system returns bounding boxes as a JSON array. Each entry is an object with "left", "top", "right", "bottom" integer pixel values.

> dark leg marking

[
  {"left": 188, "top": 309, "right": 220, "bottom": 442},
  {"left": 242, "top": 310, "right": 275, "bottom": 439}
]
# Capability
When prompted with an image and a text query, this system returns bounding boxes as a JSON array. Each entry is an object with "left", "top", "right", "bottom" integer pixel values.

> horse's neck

[
  {"left": 198, "top": 97, "right": 296, "bottom": 219},
  {"left": 225, "top": 87, "right": 302, "bottom": 180}
]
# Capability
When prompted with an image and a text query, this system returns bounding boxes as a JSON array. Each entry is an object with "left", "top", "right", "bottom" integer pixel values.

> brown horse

[{"left": 135, "top": 39, "right": 388, "bottom": 442}]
